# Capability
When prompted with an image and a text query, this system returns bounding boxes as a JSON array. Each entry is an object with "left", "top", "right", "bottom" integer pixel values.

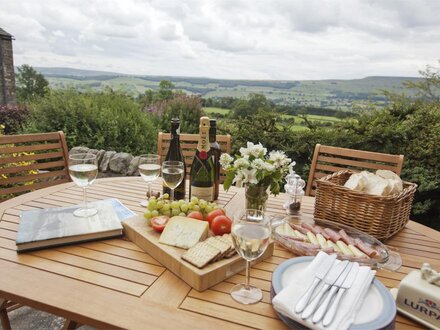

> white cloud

[{"left": 0, "top": 0, "right": 439, "bottom": 79}]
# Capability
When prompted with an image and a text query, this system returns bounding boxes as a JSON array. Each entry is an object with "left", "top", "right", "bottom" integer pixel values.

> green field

[
  {"left": 38, "top": 67, "right": 420, "bottom": 111},
  {"left": 203, "top": 107, "right": 339, "bottom": 131},
  {"left": 204, "top": 107, "right": 231, "bottom": 115}
]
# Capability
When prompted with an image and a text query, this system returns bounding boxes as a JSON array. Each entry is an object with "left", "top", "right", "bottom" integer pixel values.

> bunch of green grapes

[{"left": 144, "top": 195, "right": 221, "bottom": 221}]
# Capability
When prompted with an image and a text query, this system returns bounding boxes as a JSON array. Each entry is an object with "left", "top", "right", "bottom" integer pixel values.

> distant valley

[{"left": 35, "top": 67, "right": 421, "bottom": 110}]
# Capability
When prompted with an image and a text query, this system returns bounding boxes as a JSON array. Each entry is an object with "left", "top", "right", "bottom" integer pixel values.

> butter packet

[{"left": 390, "top": 264, "right": 440, "bottom": 329}]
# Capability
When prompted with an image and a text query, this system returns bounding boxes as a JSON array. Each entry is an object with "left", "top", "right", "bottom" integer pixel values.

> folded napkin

[{"left": 272, "top": 252, "right": 376, "bottom": 330}]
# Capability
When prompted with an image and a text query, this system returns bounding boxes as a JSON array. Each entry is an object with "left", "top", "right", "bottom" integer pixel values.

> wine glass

[
  {"left": 230, "top": 209, "right": 272, "bottom": 304},
  {"left": 162, "top": 161, "right": 184, "bottom": 201},
  {"left": 138, "top": 154, "right": 161, "bottom": 205},
  {"left": 68, "top": 153, "right": 98, "bottom": 217}
]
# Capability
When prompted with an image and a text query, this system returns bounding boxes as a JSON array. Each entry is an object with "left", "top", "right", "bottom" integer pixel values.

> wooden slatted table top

[{"left": 0, "top": 177, "right": 437, "bottom": 329}]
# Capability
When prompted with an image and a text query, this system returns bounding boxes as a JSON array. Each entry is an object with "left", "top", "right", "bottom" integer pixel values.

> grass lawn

[{"left": 204, "top": 107, "right": 231, "bottom": 115}]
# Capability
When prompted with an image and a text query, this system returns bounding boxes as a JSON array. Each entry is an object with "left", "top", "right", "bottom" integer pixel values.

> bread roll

[
  {"left": 344, "top": 173, "right": 367, "bottom": 191},
  {"left": 376, "top": 170, "right": 401, "bottom": 181},
  {"left": 364, "top": 175, "right": 392, "bottom": 196}
]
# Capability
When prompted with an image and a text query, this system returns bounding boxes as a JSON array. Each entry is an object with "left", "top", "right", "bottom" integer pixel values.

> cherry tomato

[
  {"left": 151, "top": 216, "right": 170, "bottom": 233},
  {"left": 187, "top": 211, "right": 204, "bottom": 221},
  {"left": 206, "top": 209, "right": 225, "bottom": 226},
  {"left": 211, "top": 215, "right": 232, "bottom": 235}
]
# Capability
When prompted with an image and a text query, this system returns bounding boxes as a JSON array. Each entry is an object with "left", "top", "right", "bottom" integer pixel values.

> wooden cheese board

[{"left": 123, "top": 215, "right": 274, "bottom": 291}]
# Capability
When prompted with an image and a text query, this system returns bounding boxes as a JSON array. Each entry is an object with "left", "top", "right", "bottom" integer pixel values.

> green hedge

[{"left": 24, "top": 89, "right": 157, "bottom": 155}]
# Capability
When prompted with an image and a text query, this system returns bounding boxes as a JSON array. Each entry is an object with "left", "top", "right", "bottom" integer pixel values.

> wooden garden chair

[
  {"left": 157, "top": 132, "right": 232, "bottom": 183},
  {"left": 0, "top": 131, "right": 71, "bottom": 329},
  {"left": 0, "top": 131, "right": 71, "bottom": 200},
  {"left": 306, "top": 144, "right": 404, "bottom": 196}
]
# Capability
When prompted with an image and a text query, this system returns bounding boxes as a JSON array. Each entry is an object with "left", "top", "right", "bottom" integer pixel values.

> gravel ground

[{"left": 1, "top": 306, "right": 95, "bottom": 330}]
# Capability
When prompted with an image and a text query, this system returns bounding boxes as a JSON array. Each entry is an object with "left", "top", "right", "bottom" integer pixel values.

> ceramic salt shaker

[{"left": 283, "top": 170, "right": 305, "bottom": 215}]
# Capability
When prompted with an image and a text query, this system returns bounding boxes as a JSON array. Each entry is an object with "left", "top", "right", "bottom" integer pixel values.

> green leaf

[{"left": 223, "top": 172, "right": 234, "bottom": 191}]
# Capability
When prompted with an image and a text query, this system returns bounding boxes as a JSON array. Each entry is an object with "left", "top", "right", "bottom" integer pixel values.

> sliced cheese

[
  {"left": 316, "top": 233, "right": 328, "bottom": 249},
  {"left": 294, "top": 230, "right": 308, "bottom": 241},
  {"left": 159, "top": 216, "right": 209, "bottom": 249},
  {"left": 336, "top": 240, "right": 354, "bottom": 256},
  {"left": 348, "top": 244, "right": 367, "bottom": 257},
  {"left": 306, "top": 232, "right": 319, "bottom": 245},
  {"left": 326, "top": 240, "right": 341, "bottom": 252},
  {"left": 275, "top": 223, "right": 296, "bottom": 237}
]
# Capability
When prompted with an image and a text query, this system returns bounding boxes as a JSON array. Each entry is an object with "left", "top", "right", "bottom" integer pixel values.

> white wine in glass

[
  {"left": 230, "top": 209, "right": 271, "bottom": 304},
  {"left": 162, "top": 161, "right": 184, "bottom": 201},
  {"left": 69, "top": 153, "right": 98, "bottom": 217},
  {"left": 138, "top": 154, "right": 161, "bottom": 205}
]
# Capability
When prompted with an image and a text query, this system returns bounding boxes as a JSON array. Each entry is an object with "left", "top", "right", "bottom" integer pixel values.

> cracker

[
  {"left": 219, "top": 234, "right": 237, "bottom": 258},
  {"left": 219, "top": 234, "right": 234, "bottom": 249},
  {"left": 181, "top": 242, "right": 221, "bottom": 268},
  {"left": 206, "top": 237, "right": 231, "bottom": 261}
]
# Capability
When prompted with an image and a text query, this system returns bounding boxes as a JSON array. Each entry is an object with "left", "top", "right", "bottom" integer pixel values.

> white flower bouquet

[{"left": 220, "top": 142, "right": 295, "bottom": 196}]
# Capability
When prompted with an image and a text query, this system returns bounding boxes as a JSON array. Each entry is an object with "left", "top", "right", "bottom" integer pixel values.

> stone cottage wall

[
  {"left": 0, "top": 28, "right": 17, "bottom": 105},
  {"left": 69, "top": 146, "right": 141, "bottom": 177}
]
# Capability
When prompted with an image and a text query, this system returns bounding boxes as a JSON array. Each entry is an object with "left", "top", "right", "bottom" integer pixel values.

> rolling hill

[{"left": 35, "top": 67, "right": 421, "bottom": 110}]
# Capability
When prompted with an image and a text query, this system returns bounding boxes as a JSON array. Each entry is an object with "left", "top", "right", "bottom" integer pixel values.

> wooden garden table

[{"left": 0, "top": 177, "right": 438, "bottom": 329}]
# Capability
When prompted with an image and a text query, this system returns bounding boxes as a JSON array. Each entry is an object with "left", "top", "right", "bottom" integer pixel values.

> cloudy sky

[{"left": 1, "top": 0, "right": 439, "bottom": 80}]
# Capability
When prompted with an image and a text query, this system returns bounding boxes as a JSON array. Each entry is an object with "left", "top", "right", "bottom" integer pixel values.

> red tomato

[
  {"left": 187, "top": 211, "right": 204, "bottom": 221},
  {"left": 206, "top": 209, "right": 225, "bottom": 226},
  {"left": 211, "top": 215, "right": 232, "bottom": 235},
  {"left": 151, "top": 216, "right": 170, "bottom": 233}
]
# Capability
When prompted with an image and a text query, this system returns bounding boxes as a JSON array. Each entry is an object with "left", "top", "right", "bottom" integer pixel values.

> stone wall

[
  {"left": 69, "top": 146, "right": 141, "bottom": 177},
  {"left": 0, "top": 28, "right": 16, "bottom": 105}
]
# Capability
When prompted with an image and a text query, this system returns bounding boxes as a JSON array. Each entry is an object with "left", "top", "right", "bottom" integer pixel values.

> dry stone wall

[{"left": 69, "top": 146, "right": 141, "bottom": 177}]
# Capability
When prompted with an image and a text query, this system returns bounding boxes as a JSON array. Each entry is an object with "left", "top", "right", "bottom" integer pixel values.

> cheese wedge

[{"left": 159, "top": 216, "right": 209, "bottom": 249}]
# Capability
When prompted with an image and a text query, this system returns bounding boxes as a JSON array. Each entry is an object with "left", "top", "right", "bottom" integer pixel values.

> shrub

[
  {"left": 147, "top": 94, "right": 205, "bottom": 134},
  {"left": 221, "top": 83, "right": 440, "bottom": 229},
  {"left": 0, "top": 105, "right": 30, "bottom": 134},
  {"left": 24, "top": 89, "right": 157, "bottom": 155}
]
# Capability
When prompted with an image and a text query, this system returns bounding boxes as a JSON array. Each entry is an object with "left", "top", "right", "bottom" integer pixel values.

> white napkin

[{"left": 272, "top": 252, "right": 376, "bottom": 330}]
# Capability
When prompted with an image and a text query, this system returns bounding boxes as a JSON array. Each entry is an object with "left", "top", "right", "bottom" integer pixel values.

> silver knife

[
  {"left": 323, "top": 262, "right": 360, "bottom": 327},
  {"left": 301, "top": 260, "right": 349, "bottom": 319},
  {"left": 295, "top": 254, "right": 337, "bottom": 314},
  {"left": 312, "top": 262, "right": 353, "bottom": 323}
]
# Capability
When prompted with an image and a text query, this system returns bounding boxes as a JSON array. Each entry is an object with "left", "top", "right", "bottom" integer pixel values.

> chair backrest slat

[
  {"left": 157, "top": 132, "right": 232, "bottom": 183},
  {"left": 0, "top": 131, "right": 71, "bottom": 200},
  {"left": 0, "top": 142, "right": 62, "bottom": 154},
  {"left": 306, "top": 144, "right": 404, "bottom": 196}
]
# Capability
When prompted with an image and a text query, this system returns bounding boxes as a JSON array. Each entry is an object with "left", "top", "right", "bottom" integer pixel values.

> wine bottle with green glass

[{"left": 189, "top": 116, "right": 215, "bottom": 202}]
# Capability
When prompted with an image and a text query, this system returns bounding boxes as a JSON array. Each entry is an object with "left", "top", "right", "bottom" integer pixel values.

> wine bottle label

[
  {"left": 197, "top": 117, "right": 211, "bottom": 153},
  {"left": 191, "top": 185, "right": 213, "bottom": 201}
]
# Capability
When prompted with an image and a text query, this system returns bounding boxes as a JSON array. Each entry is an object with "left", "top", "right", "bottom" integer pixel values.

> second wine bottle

[
  {"left": 189, "top": 116, "right": 215, "bottom": 202},
  {"left": 163, "top": 118, "right": 186, "bottom": 200}
]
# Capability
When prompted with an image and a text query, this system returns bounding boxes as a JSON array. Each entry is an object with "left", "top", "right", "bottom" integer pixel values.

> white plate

[{"left": 271, "top": 257, "right": 396, "bottom": 329}]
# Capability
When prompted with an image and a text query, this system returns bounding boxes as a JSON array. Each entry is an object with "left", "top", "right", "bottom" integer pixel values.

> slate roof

[{"left": 0, "top": 28, "right": 13, "bottom": 39}]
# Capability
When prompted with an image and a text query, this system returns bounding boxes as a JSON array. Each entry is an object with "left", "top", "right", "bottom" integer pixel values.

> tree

[
  {"left": 157, "top": 80, "right": 175, "bottom": 101},
  {"left": 15, "top": 64, "right": 49, "bottom": 103},
  {"left": 231, "top": 93, "right": 273, "bottom": 118}
]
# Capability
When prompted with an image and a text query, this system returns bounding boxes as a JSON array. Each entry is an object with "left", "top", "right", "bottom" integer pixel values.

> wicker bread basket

[{"left": 314, "top": 170, "right": 417, "bottom": 241}]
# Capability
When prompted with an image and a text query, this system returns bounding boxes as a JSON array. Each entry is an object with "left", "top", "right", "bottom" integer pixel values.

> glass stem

[
  {"left": 245, "top": 260, "right": 250, "bottom": 290},
  {"left": 170, "top": 188, "right": 175, "bottom": 201},
  {"left": 83, "top": 187, "right": 88, "bottom": 210},
  {"left": 148, "top": 183, "right": 152, "bottom": 199}
]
